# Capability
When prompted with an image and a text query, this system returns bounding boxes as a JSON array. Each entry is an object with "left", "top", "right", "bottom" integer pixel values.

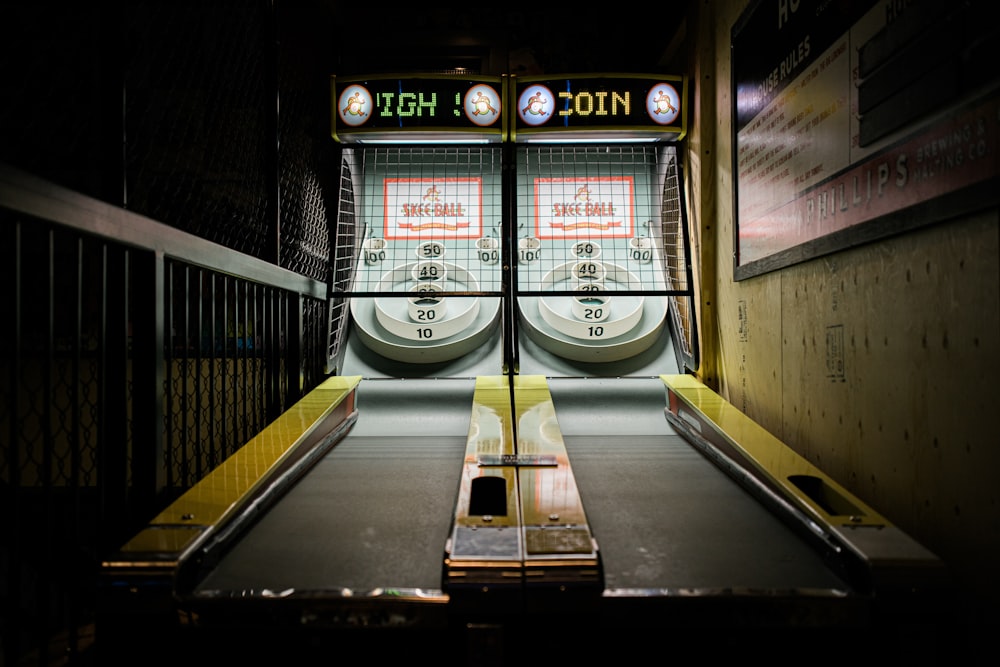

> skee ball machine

[{"left": 97, "top": 71, "right": 950, "bottom": 661}]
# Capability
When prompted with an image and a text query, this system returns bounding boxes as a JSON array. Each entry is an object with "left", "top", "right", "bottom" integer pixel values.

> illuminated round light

[
  {"left": 645, "top": 83, "right": 680, "bottom": 125},
  {"left": 517, "top": 84, "right": 555, "bottom": 127},
  {"left": 464, "top": 84, "right": 502, "bottom": 127},
  {"left": 338, "top": 85, "right": 373, "bottom": 128}
]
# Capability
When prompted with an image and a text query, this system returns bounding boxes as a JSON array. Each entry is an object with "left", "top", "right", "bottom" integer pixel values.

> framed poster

[{"left": 732, "top": 0, "right": 1000, "bottom": 279}]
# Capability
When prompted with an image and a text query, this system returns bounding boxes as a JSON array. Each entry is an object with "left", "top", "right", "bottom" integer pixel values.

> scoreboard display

[
  {"left": 511, "top": 74, "right": 687, "bottom": 142},
  {"left": 331, "top": 73, "right": 687, "bottom": 143},
  {"left": 332, "top": 74, "right": 505, "bottom": 142}
]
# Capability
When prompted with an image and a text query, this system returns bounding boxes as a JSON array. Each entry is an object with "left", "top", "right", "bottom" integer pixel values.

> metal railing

[{"left": 0, "top": 165, "right": 330, "bottom": 665}]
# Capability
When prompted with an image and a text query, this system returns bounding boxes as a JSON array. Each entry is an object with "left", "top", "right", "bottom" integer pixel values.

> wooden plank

[
  {"left": 444, "top": 376, "right": 523, "bottom": 592},
  {"left": 777, "top": 213, "right": 999, "bottom": 594},
  {"left": 514, "top": 376, "right": 600, "bottom": 585},
  {"left": 445, "top": 375, "right": 601, "bottom": 595}
]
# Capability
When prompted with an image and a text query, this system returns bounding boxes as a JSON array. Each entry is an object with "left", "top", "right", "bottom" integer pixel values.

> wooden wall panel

[
  {"left": 780, "top": 212, "right": 999, "bottom": 595},
  {"left": 699, "top": 0, "right": 1000, "bottom": 607},
  {"left": 718, "top": 273, "right": 784, "bottom": 425}
]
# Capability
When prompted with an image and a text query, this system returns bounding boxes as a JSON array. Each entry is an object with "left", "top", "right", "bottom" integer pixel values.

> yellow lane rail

[
  {"left": 103, "top": 375, "right": 361, "bottom": 575},
  {"left": 661, "top": 373, "right": 948, "bottom": 593}
]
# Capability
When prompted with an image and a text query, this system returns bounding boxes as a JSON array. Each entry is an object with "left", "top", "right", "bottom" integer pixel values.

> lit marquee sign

[
  {"left": 511, "top": 74, "right": 687, "bottom": 141},
  {"left": 331, "top": 74, "right": 504, "bottom": 142}
]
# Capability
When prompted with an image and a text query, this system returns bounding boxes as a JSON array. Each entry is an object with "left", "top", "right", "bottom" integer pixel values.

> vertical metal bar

[
  {"left": 67, "top": 236, "right": 84, "bottom": 658},
  {"left": 214, "top": 275, "right": 226, "bottom": 468},
  {"left": 288, "top": 293, "right": 303, "bottom": 400},
  {"left": 130, "top": 246, "right": 163, "bottom": 510},
  {"left": 275, "top": 289, "right": 287, "bottom": 412},
  {"left": 248, "top": 283, "right": 255, "bottom": 436},
  {"left": 229, "top": 277, "right": 237, "bottom": 456},
  {"left": 228, "top": 280, "right": 235, "bottom": 455},
  {"left": 35, "top": 228, "right": 56, "bottom": 665},
  {"left": 271, "top": 286, "right": 282, "bottom": 420},
  {"left": 5, "top": 222, "right": 23, "bottom": 666},
  {"left": 97, "top": 242, "right": 108, "bottom": 527},
  {"left": 99, "top": 243, "right": 128, "bottom": 547},
  {"left": 152, "top": 252, "right": 165, "bottom": 494},
  {"left": 279, "top": 289, "right": 288, "bottom": 412},
  {"left": 248, "top": 282, "right": 258, "bottom": 438},
  {"left": 501, "top": 143, "right": 518, "bottom": 448},
  {"left": 71, "top": 239, "right": 83, "bottom": 476},
  {"left": 234, "top": 279, "right": 244, "bottom": 447},
  {"left": 263, "top": 285, "right": 275, "bottom": 421},
  {"left": 210, "top": 274, "right": 220, "bottom": 479},
  {"left": 181, "top": 264, "right": 194, "bottom": 489},
  {"left": 164, "top": 261, "right": 175, "bottom": 489},
  {"left": 242, "top": 282, "right": 249, "bottom": 438}
]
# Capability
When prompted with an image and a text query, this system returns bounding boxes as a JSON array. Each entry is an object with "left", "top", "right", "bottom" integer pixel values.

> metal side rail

[
  {"left": 99, "top": 376, "right": 362, "bottom": 632},
  {"left": 444, "top": 375, "right": 603, "bottom": 613},
  {"left": 660, "top": 373, "right": 951, "bottom": 600}
]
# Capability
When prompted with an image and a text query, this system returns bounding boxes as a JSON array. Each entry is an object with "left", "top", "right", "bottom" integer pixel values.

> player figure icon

[
  {"left": 471, "top": 91, "right": 498, "bottom": 116},
  {"left": 522, "top": 91, "right": 549, "bottom": 116},
  {"left": 652, "top": 89, "right": 677, "bottom": 115},
  {"left": 342, "top": 91, "right": 367, "bottom": 117}
]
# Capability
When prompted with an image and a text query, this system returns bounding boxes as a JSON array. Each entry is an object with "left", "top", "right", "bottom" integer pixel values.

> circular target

[
  {"left": 351, "top": 262, "right": 500, "bottom": 364},
  {"left": 537, "top": 262, "right": 644, "bottom": 340},
  {"left": 519, "top": 261, "right": 667, "bottom": 363}
]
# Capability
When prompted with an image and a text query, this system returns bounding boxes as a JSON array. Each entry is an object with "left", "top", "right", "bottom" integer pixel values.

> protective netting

[
  {"left": 122, "top": 2, "right": 272, "bottom": 257},
  {"left": 328, "top": 143, "right": 698, "bottom": 370},
  {"left": 0, "top": 2, "right": 333, "bottom": 283},
  {"left": 515, "top": 145, "right": 677, "bottom": 294},
  {"left": 340, "top": 146, "right": 505, "bottom": 294}
]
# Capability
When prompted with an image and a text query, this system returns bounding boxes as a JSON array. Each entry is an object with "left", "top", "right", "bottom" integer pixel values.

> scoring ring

[{"left": 407, "top": 282, "right": 447, "bottom": 323}]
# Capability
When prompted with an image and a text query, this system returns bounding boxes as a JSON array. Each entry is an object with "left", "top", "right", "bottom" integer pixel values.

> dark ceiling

[{"left": 321, "top": 4, "right": 691, "bottom": 77}]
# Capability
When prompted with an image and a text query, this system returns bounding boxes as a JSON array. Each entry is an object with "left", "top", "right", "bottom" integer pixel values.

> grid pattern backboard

[
  {"left": 514, "top": 145, "right": 680, "bottom": 296},
  {"left": 344, "top": 146, "right": 505, "bottom": 296},
  {"left": 329, "top": 142, "right": 697, "bottom": 373}
]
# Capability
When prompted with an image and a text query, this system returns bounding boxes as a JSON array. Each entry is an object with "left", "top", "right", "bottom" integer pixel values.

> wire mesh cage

[
  {"left": 327, "top": 142, "right": 697, "bottom": 372},
  {"left": 513, "top": 143, "right": 697, "bottom": 368},
  {"left": 327, "top": 145, "right": 505, "bottom": 369},
  {"left": 515, "top": 145, "right": 667, "bottom": 294},
  {"left": 341, "top": 145, "right": 505, "bottom": 295}
]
